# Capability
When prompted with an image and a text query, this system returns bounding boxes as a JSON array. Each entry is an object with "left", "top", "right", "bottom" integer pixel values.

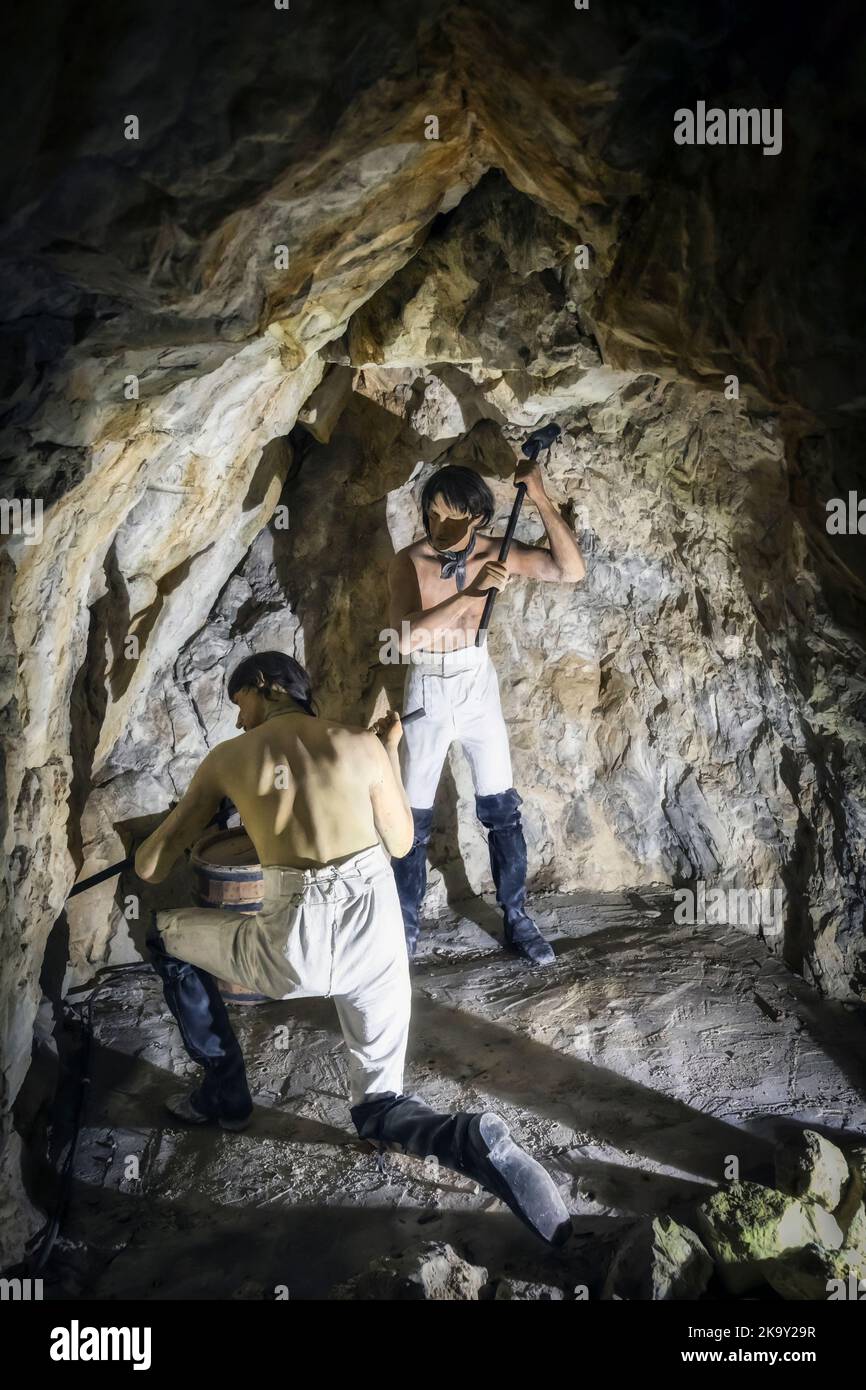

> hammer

[
  {"left": 67, "top": 797, "right": 237, "bottom": 900},
  {"left": 475, "top": 423, "right": 561, "bottom": 646}
]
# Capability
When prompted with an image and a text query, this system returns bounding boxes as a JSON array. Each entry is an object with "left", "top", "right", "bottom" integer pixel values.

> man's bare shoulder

[
  {"left": 321, "top": 718, "right": 379, "bottom": 744},
  {"left": 209, "top": 732, "right": 247, "bottom": 769},
  {"left": 327, "top": 721, "right": 383, "bottom": 767},
  {"left": 390, "top": 542, "right": 425, "bottom": 571}
]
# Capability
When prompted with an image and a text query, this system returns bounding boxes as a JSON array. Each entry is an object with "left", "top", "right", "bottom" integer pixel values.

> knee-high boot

[
  {"left": 351, "top": 1091, "right": 571, "bottom": 1246},
  {"left": 475, "top": 788, "right": 555, "bottom": 966},
  {"left": 147, "top": 921, "right": 253, "bottom": 1126},
  {"left": 390, "top": 807, "right": 434, "bottom": 956}
]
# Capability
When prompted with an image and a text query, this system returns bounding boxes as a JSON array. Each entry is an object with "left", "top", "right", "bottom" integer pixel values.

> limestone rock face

[{"left": 1, "top": 0, "right": 865, "bottom": 1269}]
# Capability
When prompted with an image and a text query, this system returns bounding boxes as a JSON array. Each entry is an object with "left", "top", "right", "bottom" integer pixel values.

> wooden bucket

[{"left": 189, "top": 828, "right": 270, "bottom": 1005}]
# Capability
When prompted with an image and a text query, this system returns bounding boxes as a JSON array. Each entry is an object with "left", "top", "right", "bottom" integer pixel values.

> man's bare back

[
  {"left": 214, "top": 714, "right": 399, "bottom": 867},
  {"left": 136, "top": 708, "right": 412, "bottom": 881}
]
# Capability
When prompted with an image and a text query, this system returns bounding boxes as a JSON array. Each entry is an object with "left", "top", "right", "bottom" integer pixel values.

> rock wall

[{"left": 1, "top": 0, "right": 864, "bottom": 1264}]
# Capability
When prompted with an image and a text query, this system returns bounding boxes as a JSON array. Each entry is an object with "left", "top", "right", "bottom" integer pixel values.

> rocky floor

[{"left": 32, "top": 889, "right": 866, "bottom": 1299}]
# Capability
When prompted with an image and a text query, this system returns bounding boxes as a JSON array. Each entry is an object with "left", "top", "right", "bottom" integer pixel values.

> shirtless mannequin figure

[
  {"left": 388, "top": 459, "right": 585, "bottom": 964},
  {"left": 136, "top": 651, "right": 571, "bottom": 1245}
]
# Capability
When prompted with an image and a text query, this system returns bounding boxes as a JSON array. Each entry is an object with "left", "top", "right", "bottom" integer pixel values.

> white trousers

[
  {"left": 400, "top": 644, "right": 514, "bottom": 807},
  {"left": 156, "top": 843, "right": 411, "bottom": 1104}
]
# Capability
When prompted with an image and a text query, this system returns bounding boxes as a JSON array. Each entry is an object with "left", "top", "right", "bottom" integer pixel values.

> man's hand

[
  {"left": 371, "top": 709, "right": 403, "bottom": 753},
  {"left": 514, "top": 458, "right": 546, "bottom": 501},
  {"left": 465, "top": 560, "right": 509, "bottom": 598}
]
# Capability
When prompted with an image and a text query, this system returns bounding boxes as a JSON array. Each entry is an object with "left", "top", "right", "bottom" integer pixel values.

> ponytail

[{"left": 227, "top": 652, "right": 317, "bottom": 717}]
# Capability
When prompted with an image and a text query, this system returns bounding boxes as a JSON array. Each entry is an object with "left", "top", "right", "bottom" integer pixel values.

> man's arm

[
  {"left": 368, "top": 716, "right": 414, "bottom": 858},
  {"left": 505, "top": 459, "right": 586, "bottom": 583},
  {"left": 135, "top": 749, "right": 226, "bottom": 883}
]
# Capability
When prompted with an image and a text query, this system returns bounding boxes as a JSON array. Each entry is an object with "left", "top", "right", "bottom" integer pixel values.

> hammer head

[{"left": 522, "top": 423, "right": 561, "bottom": 462}]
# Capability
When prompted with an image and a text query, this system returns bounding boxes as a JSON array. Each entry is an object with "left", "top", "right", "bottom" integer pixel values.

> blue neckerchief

[{"left": 435, "top": 529, "right": 477, "bottom": 591}]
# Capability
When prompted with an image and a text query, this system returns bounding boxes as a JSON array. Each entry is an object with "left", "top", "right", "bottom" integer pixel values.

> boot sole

[{"left": 476, "top": 1113, "right": 572, "bottom": 1246}]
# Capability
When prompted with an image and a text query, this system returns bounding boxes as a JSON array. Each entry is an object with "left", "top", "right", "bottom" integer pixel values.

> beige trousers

[{"left": 155, "top": 843, "right": 411, "bottom": 1103}]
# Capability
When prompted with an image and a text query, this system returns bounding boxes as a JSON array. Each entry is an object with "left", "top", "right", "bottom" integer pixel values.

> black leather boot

[
  {"left": 391, "top": 806, "right": 434, "bottom": 956},
  {"left": 351, "top": 1092, "right": 570, "bottom": 1245},
  {"left": 147, "top": 921, "right": 253, "bottom": 1128},
  {"left": 475, "top": 789, "right": 555, "bottom": 966}
]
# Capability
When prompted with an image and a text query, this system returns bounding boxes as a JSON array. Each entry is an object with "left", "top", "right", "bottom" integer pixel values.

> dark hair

[
  {"left": 420, "top": 465, "right": 494, "bottom": 540},
  {"left": 227, "top": 652, "right": 317, "bottom": 717}
]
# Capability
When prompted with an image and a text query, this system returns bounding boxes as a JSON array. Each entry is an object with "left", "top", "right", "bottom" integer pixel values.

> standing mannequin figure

[{"left": 387, "top": 462, "right": 585, "bottom": 964}]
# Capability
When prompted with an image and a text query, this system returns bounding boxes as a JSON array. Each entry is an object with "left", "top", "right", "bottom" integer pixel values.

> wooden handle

[
  {"left": 68, "top": 799, "right": 237, "bottom": 899},
  {"left": 475, "top": 482, "right": 527, "bottom": 646}
]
